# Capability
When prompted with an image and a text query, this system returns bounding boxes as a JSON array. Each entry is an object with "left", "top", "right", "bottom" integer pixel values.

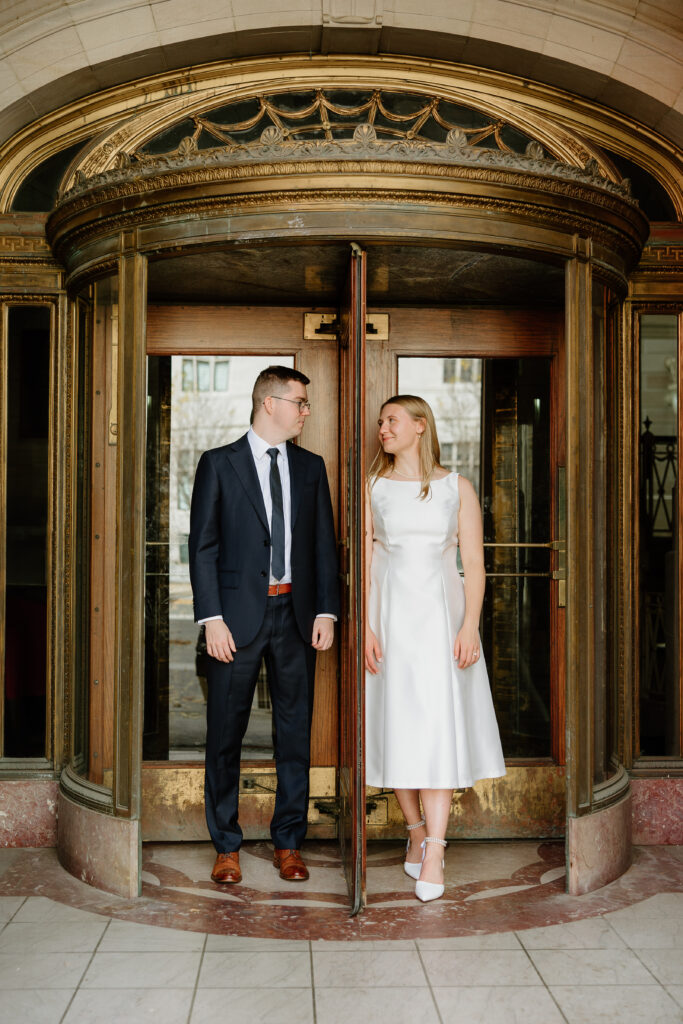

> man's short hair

[{"left": 251, "top": 365, "right": 310, "bottom": 420}]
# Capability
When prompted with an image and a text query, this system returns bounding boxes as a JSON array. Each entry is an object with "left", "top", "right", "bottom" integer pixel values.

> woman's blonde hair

[{"left": 368, "top": 394, "right": 441, "bottom": 500}]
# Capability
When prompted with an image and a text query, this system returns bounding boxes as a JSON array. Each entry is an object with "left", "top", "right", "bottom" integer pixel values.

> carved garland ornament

[
  {"left": 57, "top": 87, "right": 635, "bottom": 211},
  {"left": 60, "top": 131, "right": 634, "bottom": 210}
]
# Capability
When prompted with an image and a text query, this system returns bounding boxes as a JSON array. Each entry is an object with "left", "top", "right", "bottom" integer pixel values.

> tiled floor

[{"left": 0, "top": 845, "right": 682, "bottom": 1023}]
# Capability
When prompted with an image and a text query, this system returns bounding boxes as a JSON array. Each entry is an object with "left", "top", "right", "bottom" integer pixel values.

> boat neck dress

[{"left": 365, "top": 471, "right": 506, "bottom": 790}]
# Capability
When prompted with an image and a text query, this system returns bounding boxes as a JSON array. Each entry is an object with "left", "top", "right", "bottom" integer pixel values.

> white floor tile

[
  {"left": 529, "top": 948, "right": 656, "bottom": 986},
  {"left": 80, "top": 951, "right": 201, "bottom": 989},
  {"left": 0, "top": 988, "right": 73, "bottom": 1024},
  {"left": 199, "top": 951, "right": 311, "bottom": 988},
  {"left": 0, "top": 920, "right": 107, "bottom": 954},
  {"left": 666, "top": 985, "right": 683, "bottom": 1008},
  {"left": 312, "top": 939, "right": 416, "bottom": 950},
  {"left": 550, "top": 983, "right": 683, "bottom": 1023},
  {"left": 206, "top": 934, "right": 309, "bottom": 951},
  {"left": 416, "top": 933, "right": 522, "bottom": 950},
  {"left": 62, "top": 987, "right": 194, "bottom": 1024},
  {"left": 634, "top": 948, "right": 683, "bottom": 986},
  {"left": 192, "top": 987, "right": 314, "bottom": 1023},
  {"left": 316, "top": 987, "right": 439, "bottom": 1024},
  {"left": 518, "top": 917, "right": 626, "bottom": 949},
  {"left": 98, "top": 920, "right": 204, "bottom": 951},
  {"left": 606, "top": 895, "right": 683, "bottom": 949},
  {"left": 12, "top": 898, "right": 102, "bottom": 925},
  {"left": 0, "top": 953, "right": 89, "bottom": 989},
  {"left": 0, "top": 898, "right": 24, "bottom": 922},
  {"left": 313, "top": 949, "right": 426, "bottom": 987},
  {"left": 422, "top": 950, "right": 542, "bottom": 987},
  {"left": 434, "top": 986, "right": 566, "bottom": 1023}
]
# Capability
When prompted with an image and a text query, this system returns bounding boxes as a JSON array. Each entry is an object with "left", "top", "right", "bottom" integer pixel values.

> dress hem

[{"left": 366, "top": 769, "right": 507, "bottom": 790}]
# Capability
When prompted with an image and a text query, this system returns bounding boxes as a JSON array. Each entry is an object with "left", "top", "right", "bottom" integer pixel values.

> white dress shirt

[{"left": 198, "top": 427, "right": 335, "bottom": 624}]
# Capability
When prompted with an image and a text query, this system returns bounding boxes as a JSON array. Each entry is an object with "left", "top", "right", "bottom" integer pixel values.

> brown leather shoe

[
  {"left": 273, "top": 848, "right": 309, "bottom": 881},
  {"left": 211, "top": 851, "right": 241, "bottom": 884}
]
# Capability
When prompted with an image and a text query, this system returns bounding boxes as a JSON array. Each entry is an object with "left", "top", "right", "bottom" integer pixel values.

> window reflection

[
  {"left": 639, "top": 313, "right": 679, "bottom": 756},
  {"left": 144, "top": 354, "right": 294, "bottom": 761},
  {"left": 3, "top": 306, "right": 51, "bottom": 758},
  {"left": 398, "top": 356, "right": 482, "bottom": 489},
  {"left": 397, "top": 356, "right": 551, "bottom": 758}
]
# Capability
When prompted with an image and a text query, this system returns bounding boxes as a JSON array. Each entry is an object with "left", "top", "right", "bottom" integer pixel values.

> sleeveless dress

[{"left": 365, "top": 473, "right": 506, "bottom": 789}]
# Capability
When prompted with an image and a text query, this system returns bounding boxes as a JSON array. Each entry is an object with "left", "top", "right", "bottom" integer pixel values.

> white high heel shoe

[
  {"left": 403, "top": 818, "right": 426, "bottom": 880},
  {"left": 415, "top": 837, "right": 447, "bottom": 902}
]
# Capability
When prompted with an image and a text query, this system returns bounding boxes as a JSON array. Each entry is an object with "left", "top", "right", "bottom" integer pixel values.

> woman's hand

[
  {"left": 453, "top": 625, "right": 480, "bottom": 669},
  {"left": 365, "top": 628, "right": 383, "bottom": 674}
]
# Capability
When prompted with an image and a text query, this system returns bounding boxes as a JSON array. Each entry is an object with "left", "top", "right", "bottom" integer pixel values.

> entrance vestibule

[{"left": 134, "top": 242, "right": 568, "bottom": 906}]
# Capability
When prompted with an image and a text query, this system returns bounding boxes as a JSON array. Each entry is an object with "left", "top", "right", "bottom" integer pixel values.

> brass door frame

[
  {"left": 140, "top": 302, "right": 342, "bottom": 842},
  {"left": 365, "top": 306, "right": 567, "bottom": 839}
]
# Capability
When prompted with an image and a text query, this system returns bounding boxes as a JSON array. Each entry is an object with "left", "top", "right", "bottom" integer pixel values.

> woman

[{"left": 365, "top": 395, "right": 505, "bottom": 902}]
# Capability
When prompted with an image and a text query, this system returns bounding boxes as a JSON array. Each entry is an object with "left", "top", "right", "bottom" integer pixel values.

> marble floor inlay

[{"left": 0, "top": 842, "right": 682, "bottom": 941}]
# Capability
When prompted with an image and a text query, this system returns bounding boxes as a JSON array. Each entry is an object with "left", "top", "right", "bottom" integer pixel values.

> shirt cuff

[
  {"left": 197, "top": 615, "right": 223, "bottom": 625},
  {"left": 316, "top": 613, "right": 337, "bottom": 622}
]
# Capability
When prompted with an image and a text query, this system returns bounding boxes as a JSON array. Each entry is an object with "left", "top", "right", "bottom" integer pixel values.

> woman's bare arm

[{"left": 454, "top": 476, "right": 486, "bottom": 668}]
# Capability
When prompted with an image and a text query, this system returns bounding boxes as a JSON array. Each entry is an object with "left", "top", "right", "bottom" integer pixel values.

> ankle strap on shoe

[
  {"left": 424, "top": 836, "right": 447, "bottom": 847},
  {"left": 406, "top": 818, "right": 426, "bottom": 831}
]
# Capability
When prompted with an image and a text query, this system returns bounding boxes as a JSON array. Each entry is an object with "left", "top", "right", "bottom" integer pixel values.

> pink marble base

[
  {"left": 2, "top": 841, "right": 682, "bottom": 941},
  {"left": 567, "top": 791, "right": 632, "bottom": 895},
  {"left": 57, "top": 791, "right": 140, "bottom": 899},
  {"left": 0, "top": 780, "right": 58, "bottom": 847},
  {"left": 631, "top": 777, "right": 683, "bottom": 844}
]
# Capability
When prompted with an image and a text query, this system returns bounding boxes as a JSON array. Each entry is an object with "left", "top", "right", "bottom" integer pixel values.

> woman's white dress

[{"left": 365, "top": 473, "right": 506, "bottom": 789}]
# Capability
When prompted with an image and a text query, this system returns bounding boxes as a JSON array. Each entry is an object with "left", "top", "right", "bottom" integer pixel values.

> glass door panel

[
  {"left": 143, "top": 354, "right": 294, "bottom": 763},
  {"left": 397, "top": 355, "right": 552, "bottom": 758}
]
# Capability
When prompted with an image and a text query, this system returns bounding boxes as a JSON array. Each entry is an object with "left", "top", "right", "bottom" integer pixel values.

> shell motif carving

[
  {"left": 353, "top": 123, "right": 377, "bottom": 144},
  {"left": 260, "top": 126, "right": 283, "bottom": 146},
  {"left": 446, "top": 127, "right": 468, "bottom": 149}
]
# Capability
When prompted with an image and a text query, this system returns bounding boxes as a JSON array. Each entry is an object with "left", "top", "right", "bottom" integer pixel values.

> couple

[{"left": 189, "top": 366, "right": 505, "bottom": 899}]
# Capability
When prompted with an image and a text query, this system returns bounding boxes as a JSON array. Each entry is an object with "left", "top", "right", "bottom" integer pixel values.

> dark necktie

[{"left": 267, "top": 448, "right": 285, "bottom": 581}]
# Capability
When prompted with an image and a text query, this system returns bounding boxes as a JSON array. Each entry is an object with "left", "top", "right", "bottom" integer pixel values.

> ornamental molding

[
  {"left": 57, "top": 133, "right": 636, "bottom": 211},
  {"left": 640, "top": 243, "right": 683, "bottom": 264},
  {"left": 53, "top": 187, "right": 644, "bottom": 273},
  {"left": 0, "top": 234, "right": 51, "bottom": 253}
]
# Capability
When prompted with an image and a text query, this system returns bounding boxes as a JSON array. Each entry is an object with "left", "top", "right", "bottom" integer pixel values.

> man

[{"left": 189, "top": 366, "right": 339, "bottom": 884}]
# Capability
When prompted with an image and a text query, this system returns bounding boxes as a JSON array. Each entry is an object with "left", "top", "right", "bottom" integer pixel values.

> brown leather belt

[{"left": 267, "top": 582, "right": 292, "bottom": 596}]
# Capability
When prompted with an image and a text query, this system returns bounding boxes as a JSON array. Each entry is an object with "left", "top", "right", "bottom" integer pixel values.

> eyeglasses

[{"left": 268, "top": 395, "right": 311, "bottom": 412}]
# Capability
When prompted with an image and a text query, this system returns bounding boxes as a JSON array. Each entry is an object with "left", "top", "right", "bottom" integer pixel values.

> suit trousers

[{"left": 204, "top": 593, "right": 317, "bottom": 852}]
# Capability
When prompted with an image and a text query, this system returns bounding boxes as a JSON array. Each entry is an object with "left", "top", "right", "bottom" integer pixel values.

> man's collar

[{"left": 247, "top": 426, "right": 287, "bottom": 459}]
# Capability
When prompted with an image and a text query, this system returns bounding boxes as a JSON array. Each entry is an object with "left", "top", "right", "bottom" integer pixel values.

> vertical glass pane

[
  {"left": 196, "top": 360, "right": 210, "bottom": 392},
  {"left": 593, "top": 283, "right": 609, "bottom": 783},
  {"left": 397, "top": 357, "right": 482, "bottom": 489},
  {"left": 72, "top": 300, "right": 92, "bottom": 775},
  {"left": 144, "top": 354, "right": 294, "bottom": 762},
  {"left": 639, "top": 313, "right": 679, "bottom": 756},
  {"left": 3, "top": 306, "right": 51, "bottom": 757},
  {"left": 397, "top": 356, "right": 551, "bottom": 758},
  {"left": 182, "top": 359, "right": 194, "bottom": 391},
  {"left": 481, "top": 359, "right": 551, "bottom": 758},
  {"left": 214, "top": 359, "right": 230, "bottom": 391}
]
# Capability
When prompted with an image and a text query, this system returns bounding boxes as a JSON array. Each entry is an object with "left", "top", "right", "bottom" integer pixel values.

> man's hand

[
  {"left": 311, "top": 617, "right": 334, "bottom": 651},
  {"left": 205, "top": 619, "right": 237, "bottom": 663}
]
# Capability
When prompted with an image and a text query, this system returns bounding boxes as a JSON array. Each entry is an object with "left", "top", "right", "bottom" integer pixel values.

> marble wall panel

[
  {"left": 567, "top": 792, "right": 632, "bottom": 896},
  {"left": 0, "top": 780, "right": 58, "bottom": 847},
  {"left": 57, "top": 791, "right": 140, "bottom": 898},
  {"left": 631, "top": 777, "right": 683, "bottom": 845}
]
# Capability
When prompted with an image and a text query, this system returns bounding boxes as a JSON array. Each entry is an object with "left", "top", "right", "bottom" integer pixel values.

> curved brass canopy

[{"left": 33, "top": 58, "right": 654, "bottom": 288}]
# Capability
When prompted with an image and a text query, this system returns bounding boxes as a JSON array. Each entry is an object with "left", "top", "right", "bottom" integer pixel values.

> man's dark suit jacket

[{"left": 189, "top": 433, "right": 339, "bottom": 647}]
